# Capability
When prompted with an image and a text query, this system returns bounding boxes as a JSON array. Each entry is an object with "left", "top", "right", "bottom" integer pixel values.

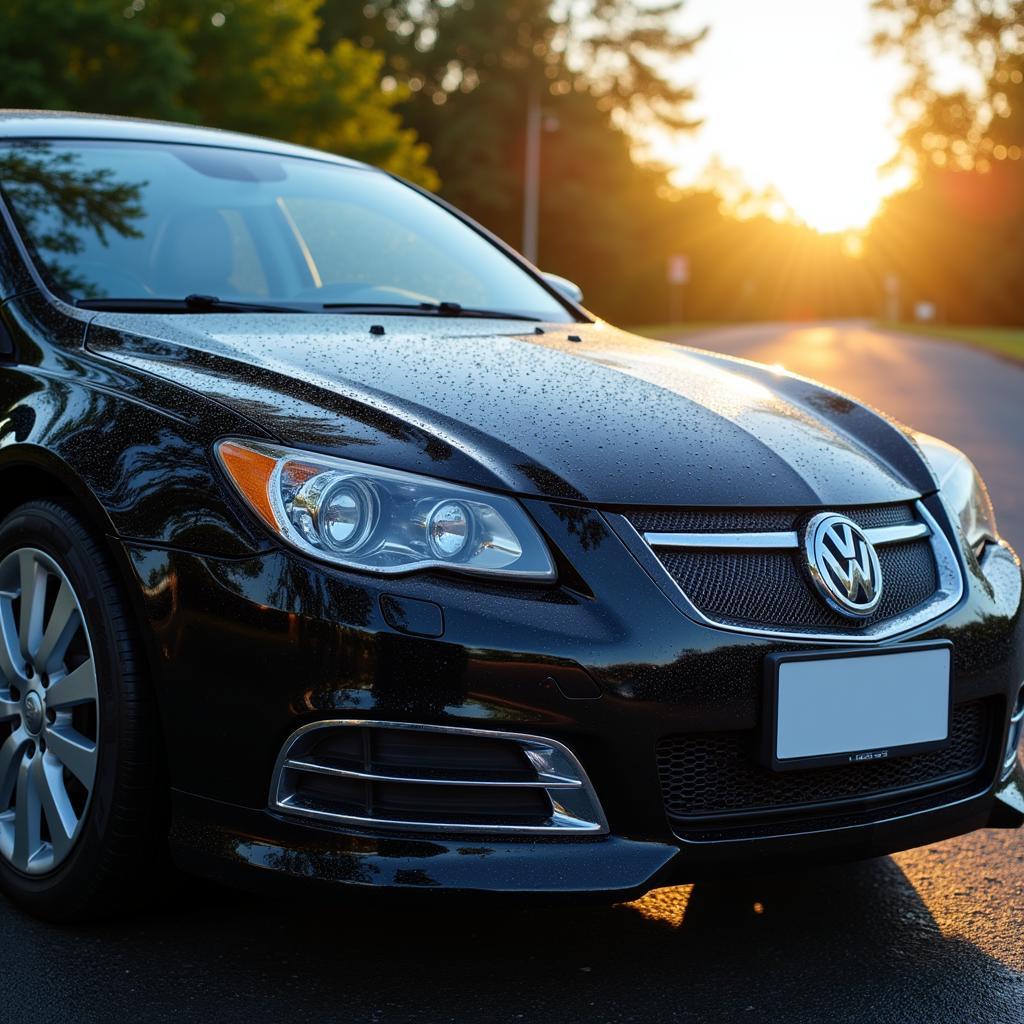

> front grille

[
  {"left": 656, "top": 540, "right": 936, "bottom": 631},
  {"left": 628, "top": 502, "right": 940, "bottom": 634},
  {"left": 657, "top": 699, "right": 992, "bottom": 836}
]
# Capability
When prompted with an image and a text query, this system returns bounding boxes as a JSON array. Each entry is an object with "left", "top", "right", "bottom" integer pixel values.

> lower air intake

[
  {"left": 657, "top": 699, "right": 993, "bottom": 837},
  {"left": 270, "top": 720, "right": 607, "bottom": 835}
]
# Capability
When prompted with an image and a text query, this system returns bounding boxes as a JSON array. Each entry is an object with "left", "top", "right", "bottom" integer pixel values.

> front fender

[{"left": 0, "top": 293, "right": 272, "bottom": 557}]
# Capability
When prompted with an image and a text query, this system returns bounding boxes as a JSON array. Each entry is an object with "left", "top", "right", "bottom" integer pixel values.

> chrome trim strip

[
  {"left": 274, "top": 795, "right": 603, "bottom": 835},
  {"left": 283, "top": 758, "right": 583, "bottom": 789},
  {"left": 1004, "top": 685, "right": 1024, "bottom": 776},
  {"left": 269, "top": 720, "right": 609, "bottom": 836},
  {"left": 867, "top": 522, "right": 931, "bottom": 546},
  {"left": 644, "top": 530, "right": 800, "bottom": 549},
  {"left": 621, "top": 501, "right": 964, "bottom": 643},
  {"left": 642, "top": 521, "right": 930, "bottom": 550}
]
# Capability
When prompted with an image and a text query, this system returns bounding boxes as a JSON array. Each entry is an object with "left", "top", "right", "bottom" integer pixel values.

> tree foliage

[
  {"left": 873, "top": 0, "right": 1024, "bottom": 167},
  {"left": 0, "top": 0, "right": 436, "bottom": 185},
  {"left": 0, "top": 0, "right": 189, "bottom": 118},
  {"left": 321, "top": 0, "right": 704, "bottom": 130},
  {"left": 867, "top": 0, "right": 1024, "bottom": 324}
]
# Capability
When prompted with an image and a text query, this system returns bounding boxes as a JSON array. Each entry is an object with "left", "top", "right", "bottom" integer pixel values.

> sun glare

[{"left": 651, "top": 0, "right": 911, "bottom": 233}]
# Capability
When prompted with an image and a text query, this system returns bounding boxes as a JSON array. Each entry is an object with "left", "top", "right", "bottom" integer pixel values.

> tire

[{"left": 0, "top": 500, "right": 162, "bottom": 921}]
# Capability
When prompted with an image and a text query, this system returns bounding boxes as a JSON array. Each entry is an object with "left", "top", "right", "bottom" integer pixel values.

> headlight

[
  {"left": 216, "top": 440, "right": 556, "bottom": 579},
  {"left": 914, "top": 432, "right": 998, "bottom": 556}
]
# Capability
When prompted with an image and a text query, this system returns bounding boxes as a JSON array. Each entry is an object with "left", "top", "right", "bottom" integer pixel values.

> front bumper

[{"left": 118, "top": 497, "right": 1024, "bottom": 899}]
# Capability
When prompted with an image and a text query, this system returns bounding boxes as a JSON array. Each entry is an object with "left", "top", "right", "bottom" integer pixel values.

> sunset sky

[{"left": 653, "top": 0, "right": 917, "bottom": 233}]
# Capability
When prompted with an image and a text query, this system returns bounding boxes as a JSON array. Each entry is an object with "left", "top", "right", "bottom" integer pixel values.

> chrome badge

[{"left": 804, "top": 513, "right": 883, "bottom": 618}]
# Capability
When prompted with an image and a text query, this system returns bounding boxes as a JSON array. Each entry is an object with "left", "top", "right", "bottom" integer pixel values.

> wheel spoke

[
  {"left": 12, "top": 752, "right": 41, "bottom": 872},
  {"left": 44, "top": 723, "right": 97, "bottom": 788},
  {"left": 18, "top": 551, "right": 46, "bottom": 664},
  {"left": 45, "top": 659, "right": 96, "bottom": 710},
  {"left": 33, "top": 755, "right": 76, "bottom": 861},
  {"left": 35, "top": 579, "right": 81, "bottom": 675},
  {"left": 0, "top": 728, "right": 29, "bottom": 808},
  {"left": 0, "top": 599, "right": 23, "bottom": 686}
]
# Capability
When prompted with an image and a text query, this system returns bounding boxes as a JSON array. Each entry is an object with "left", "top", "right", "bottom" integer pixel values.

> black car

[{"left": 0, "top": 112, "right": 1021, "bottom": 922}]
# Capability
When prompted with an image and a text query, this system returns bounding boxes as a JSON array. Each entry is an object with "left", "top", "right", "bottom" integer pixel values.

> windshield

[{"left": 0, "top": 139, "right": 572, "bottom": 321}]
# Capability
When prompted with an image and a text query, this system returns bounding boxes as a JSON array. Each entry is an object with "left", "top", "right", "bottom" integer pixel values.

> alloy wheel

[{"left": 0, "top": 548, "right": 99, "bottom": 875}]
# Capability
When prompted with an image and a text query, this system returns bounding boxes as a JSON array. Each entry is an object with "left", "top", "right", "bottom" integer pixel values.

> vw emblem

[
  {"left": 803, "top": 513, "right": 883, "bottom": 618},
  {"left": 23, "top": 691, "right": 44, "bottom": 735}
]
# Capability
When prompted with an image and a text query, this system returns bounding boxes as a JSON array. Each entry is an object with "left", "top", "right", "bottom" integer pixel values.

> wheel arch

[{"left": 0, "top": 445, "right": 118, "bottom": 537}]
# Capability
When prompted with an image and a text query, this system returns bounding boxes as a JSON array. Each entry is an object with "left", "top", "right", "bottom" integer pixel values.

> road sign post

[{"left": 667, "top": 254, "right": 690, "bottom": 323}]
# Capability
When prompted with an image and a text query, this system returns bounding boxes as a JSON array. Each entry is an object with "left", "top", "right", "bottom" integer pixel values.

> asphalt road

[{"left": 3, "top": 322, "right": 1023, "bottom": 1024}]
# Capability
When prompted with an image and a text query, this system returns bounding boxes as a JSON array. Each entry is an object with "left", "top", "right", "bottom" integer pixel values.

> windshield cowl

[{"left": 74, "top": 294, "right": 543, "bottom": 321}]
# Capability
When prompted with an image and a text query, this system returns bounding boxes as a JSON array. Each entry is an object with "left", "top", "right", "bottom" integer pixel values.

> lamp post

[{"left": 521, "top": 84, "right": 542, "bottom": 265}]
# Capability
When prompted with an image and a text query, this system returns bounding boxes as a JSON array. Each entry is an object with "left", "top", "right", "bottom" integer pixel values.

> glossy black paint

[
  {"left": 84, "top": 311, "right": 933, "bottom": 506},
  {"left": 0, "top": 113, "right": 1022, "bottom": 898}
]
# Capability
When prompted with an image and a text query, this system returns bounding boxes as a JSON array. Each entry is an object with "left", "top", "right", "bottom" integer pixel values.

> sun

[
  {"left": 771, "top": 159, "right": 898, "bottom": 234},
  {"left": 650, "top": 0, "right": 912, "bottom": 234}
]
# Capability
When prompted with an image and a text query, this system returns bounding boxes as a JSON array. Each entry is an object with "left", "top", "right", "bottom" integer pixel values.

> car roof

[{"left": 0, "top": 110, "right": 371, "bottom": 170}]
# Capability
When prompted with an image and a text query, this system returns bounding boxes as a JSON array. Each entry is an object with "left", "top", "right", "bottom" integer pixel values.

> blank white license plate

[{"left": 764, "top": 643, "right": 952, "bottom": 771}]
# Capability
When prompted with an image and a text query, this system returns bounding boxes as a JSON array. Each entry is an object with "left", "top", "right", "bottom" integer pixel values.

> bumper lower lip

[{"left": 169, "top": 775, "right": 1023, "bottom": 900}]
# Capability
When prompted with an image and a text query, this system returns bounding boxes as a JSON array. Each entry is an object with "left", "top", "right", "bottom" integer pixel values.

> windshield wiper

[
  {"left": 320, "top": 300, "right": 540, "bottom": 321},
  {"left": 76, "top": 294, "right": 310, "bottom": 314}
]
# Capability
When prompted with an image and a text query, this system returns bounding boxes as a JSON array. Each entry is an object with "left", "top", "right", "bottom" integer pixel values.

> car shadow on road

[{"left": 7, "top": 855, "right": 1022, "bottom": 1024}]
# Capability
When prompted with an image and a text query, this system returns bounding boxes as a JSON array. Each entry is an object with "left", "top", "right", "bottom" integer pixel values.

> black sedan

[{"left": 0, "top": 112, "right": 1021, "bottom": 921}]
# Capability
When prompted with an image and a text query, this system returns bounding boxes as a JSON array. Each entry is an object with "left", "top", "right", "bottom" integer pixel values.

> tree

[
  {"left": 872, "top": 0, "right": 1024, "bottom": 167},
  {"left": 0, "top": 0, "right": 436, "bottom": 186},
  {"left": 143, "top": 0, "right": 436, "bottom": 185},
  {"left": 0, "top": 0, "right": 189, "bottom": 118},
  {"left": 868, "top": 0, "right": 1024, "bottom": 324},
  {"left": 320, "top": 1, "right": 705, "bottom": 132}
]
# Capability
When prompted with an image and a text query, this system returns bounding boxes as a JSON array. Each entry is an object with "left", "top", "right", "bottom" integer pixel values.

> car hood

[{"left": 87, "top": 314, "right": 932, "bottom": 507}]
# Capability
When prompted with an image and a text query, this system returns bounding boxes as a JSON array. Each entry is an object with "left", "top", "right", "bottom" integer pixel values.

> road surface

[{"left": 3, "top": 322, "right": 1022, "bottom": 1023}]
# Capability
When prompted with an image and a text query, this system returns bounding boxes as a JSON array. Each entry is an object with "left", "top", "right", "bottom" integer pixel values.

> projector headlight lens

[
  {"left": 217, "top": 440, "right": 556, "bottom": 579},
  {"left": 426, "top": 501, "right": 471, "bottom": 559}
]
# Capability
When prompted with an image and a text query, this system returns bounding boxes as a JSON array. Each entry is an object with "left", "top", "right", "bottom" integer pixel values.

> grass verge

[{"left": 880, "top": 322, "right": 1024, "bottom": 362}]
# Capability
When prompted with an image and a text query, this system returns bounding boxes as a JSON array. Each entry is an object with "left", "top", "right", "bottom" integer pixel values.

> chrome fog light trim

[
  {"left": 269, "top": 720, "right": 609, "bottom": 836},
  {"left": 1002, "top": 685, "right": 1024, "bottom": 778}
]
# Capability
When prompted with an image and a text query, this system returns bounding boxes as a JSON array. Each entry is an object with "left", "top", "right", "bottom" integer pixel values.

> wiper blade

[
  {"left": 76, "top": 294, "right": 309, "bottom": 314},
  {"left": 320, "top": 300, "right": 540, "bottom": 321}
]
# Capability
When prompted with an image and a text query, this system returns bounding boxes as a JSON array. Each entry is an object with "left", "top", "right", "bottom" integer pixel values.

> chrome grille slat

[
  {"left": 283, "top": 757, "right": 584, "bottom": 789},
  {"left": 642, "top": 522, "right": 930, "bottom": 550}
]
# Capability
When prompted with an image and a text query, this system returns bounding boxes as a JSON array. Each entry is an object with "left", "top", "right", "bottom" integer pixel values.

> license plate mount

[{"left": 761, "top": 641, "right": 953, "bottom": 772}]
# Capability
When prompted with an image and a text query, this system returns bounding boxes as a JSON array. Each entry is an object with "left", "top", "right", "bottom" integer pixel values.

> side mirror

[{"left": 542, "top": 272, "right": 583, "bottom": 306}]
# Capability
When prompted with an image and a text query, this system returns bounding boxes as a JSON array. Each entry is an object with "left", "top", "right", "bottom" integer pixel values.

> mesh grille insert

[
  {"left": 625, "top": 502, "right": 938, "bottom": 633},
  {"left": 629, "top": 503, "right": 916, "bottom": 535},
  {"left": 656, "top": 539, "right": 936, "bottom": 631},
  {"left": 656, "top": 700, "right": 990, "bottom": 824}
]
